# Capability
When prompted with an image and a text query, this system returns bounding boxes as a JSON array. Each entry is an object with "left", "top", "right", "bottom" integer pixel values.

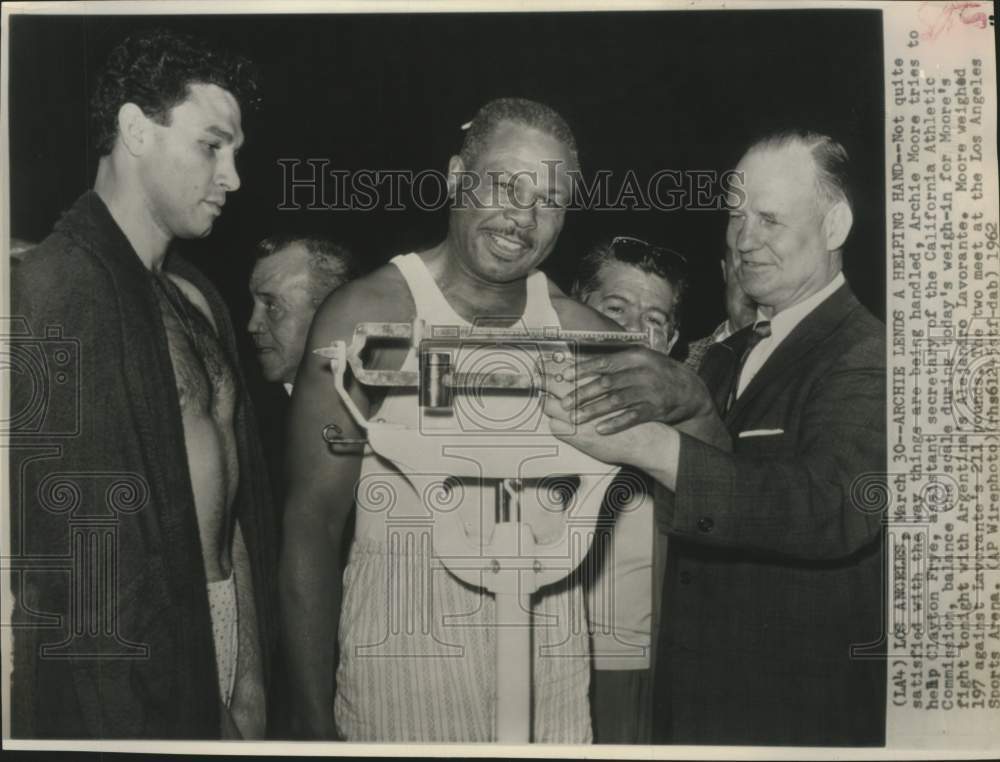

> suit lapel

[{"left": 725, "top": 284, "right": 860, "bottom": 422}]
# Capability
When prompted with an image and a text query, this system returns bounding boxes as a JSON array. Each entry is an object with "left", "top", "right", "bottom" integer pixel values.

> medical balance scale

[{"left": 317, "top": 320, "right": 651, "bottom": 742}]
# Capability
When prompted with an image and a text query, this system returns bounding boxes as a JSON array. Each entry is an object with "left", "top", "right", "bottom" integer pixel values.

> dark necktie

[{"left": 725, "top": 320, "right": 771, "bottom": 413}]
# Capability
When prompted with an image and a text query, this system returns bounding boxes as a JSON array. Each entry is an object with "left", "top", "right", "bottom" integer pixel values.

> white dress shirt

[
  {"left": 736, "top": 272, "right": 845, "bottom": 398},
  {"left": 283, "top": 382, "right": 293, "bottom": 397}
]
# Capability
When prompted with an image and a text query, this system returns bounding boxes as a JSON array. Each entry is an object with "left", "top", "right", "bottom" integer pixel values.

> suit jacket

[
  {"left": 253, "top": 380, "right": 292, "bottom": 511},
  {"left": 653, "top": 283, "right": 887, "bottom": 746},
  {"left": 10, "top": 192, "right": 277, "bottom": 738}
]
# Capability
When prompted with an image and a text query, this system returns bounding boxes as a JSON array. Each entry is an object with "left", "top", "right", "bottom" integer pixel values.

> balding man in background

[
  {"left": 684, "top": 244, "right": 756, "bottom": 371},
  {"left": 247, "top": 234, "right": 360, "bottom": 737},
  {"left": 247, "top": 233, "right": 361, "bottom": 515},
  {"left": 248, "top": 234, "right": 361, "bottom": 395}
]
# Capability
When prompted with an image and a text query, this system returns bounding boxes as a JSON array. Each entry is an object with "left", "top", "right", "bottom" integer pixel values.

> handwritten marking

[{"left": 920, "top": 1, "right": 990, "bottom": 41}]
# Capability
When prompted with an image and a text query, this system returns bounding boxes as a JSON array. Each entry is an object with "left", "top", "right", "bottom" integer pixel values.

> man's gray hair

[
  {"left": 748, "top": 130, "right": 852, "bottom": 213},
  {"left": 254, "top": 234, "right": 362, "bottom": 303}
]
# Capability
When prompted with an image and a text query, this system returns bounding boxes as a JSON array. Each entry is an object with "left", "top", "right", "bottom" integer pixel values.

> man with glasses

[
  {"left": 573, "top": 236, "right": 689, "bottom": 356},
  {"left": 570, "top": 235, "right": 690, "bottom": 744}
]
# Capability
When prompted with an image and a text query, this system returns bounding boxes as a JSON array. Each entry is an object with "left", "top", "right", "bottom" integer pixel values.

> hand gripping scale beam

[{"left": 315, "top": 319, "right": 650, "bottom": 742}]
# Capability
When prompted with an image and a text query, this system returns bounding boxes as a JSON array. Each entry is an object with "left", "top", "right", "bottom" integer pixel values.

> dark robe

[{"left": 10, "top": 192, "right": 277, "bottom": 738}]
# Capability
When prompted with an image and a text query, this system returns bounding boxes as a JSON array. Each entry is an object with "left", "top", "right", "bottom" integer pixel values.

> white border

[{"left": 2, "top": 1, "right": 998, "bottom": 758}]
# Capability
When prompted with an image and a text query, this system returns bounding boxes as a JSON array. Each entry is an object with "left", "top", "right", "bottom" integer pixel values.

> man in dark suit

[{"left": 542, "top": 130, "right": 886, "bottom": 746}]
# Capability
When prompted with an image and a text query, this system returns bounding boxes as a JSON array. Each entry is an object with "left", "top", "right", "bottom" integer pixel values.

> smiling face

[
  {"left": 138, "top": 82, "right": 244, "bottom": 240},
  {"left": 447, "top": 120, "right": 575, "bottom": 284},
  {"left": 583, "top": 260, "right": 678, "bottom": 354},
  {"left": 247, "top": 243, "right": 318, "bottom": 384},
  {"left": 726, "top": 142, "right": 844, "bottom": 316}
]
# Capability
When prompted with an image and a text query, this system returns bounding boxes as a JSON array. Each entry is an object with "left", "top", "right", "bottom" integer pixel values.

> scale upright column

[
  {"left": 493, "top": 477, "right": 533, "bottom": 743},
  {"left": 492, "top": 526, "right": 532, "bottom": 743}
]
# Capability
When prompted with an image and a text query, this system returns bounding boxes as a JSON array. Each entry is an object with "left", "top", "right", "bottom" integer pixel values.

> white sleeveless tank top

[{"left": 353, "top": 252, "right": 584, "bottom": 547}]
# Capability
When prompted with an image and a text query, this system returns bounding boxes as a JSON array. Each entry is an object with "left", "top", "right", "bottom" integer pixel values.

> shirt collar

[
  {"left": 711, "top": 320, "right": 732, "bottom": 343},
  {"left": 283, "top": 382, "right": 294, "bottom": 397},
  {"left": 755, "top": 272, "right": 845, "bottom": 344}
]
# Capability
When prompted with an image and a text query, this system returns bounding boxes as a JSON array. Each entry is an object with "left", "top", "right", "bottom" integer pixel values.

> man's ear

[
  {"left": 117, "top": 103, "right": 151, "bottom": 157},
  {"left": 719, "top": 258, "right": 728, "bottom": 283},
  {"left": 665, "top": 328, "right": 680, "bottom": 355},
  {"left": 823, "top": 199, "right": 853, "bottom": 251},
  {"left": 446, "top": 155, "right": 465, "bottom": 201}
]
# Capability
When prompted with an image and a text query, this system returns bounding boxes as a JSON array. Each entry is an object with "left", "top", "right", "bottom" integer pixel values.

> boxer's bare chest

[
  {"left": 152, "top": 274, "right": 237, "bottom": 421},
  {"left": 151, "top": 273, "right": 240, "bottom": 581}
]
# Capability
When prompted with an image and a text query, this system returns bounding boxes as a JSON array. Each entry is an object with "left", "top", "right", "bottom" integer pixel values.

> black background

[{"left": 10, "top": 9, "right": 885, "bottom": 377}]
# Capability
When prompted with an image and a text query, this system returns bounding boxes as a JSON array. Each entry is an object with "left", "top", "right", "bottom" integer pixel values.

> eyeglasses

[{"left": 610, "top": 235, "right": 688, "bottom": 266}]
